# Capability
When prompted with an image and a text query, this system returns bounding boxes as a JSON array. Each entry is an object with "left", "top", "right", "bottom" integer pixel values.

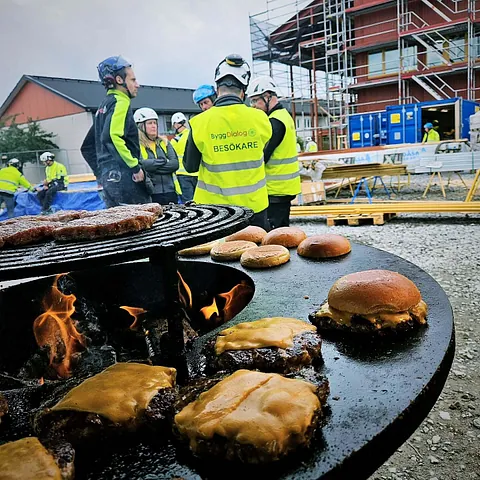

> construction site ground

[{"left": 292, "top": 172, "right": 480, "bottom": 480}]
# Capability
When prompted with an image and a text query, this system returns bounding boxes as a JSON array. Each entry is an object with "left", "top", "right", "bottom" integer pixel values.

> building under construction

[{"left": 250, "top": 0, "right": 480, "bottom": 150}]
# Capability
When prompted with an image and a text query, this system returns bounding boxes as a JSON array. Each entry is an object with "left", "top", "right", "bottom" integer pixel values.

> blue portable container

[
  {"left": 348, "top": 112, "right": 382, "bottom": 148},
  {"left": 462, "top": 99, "right": 480, "bottom": 139},
  {"left": 386, "top": 103, "right": 422, "bottom": 144}
]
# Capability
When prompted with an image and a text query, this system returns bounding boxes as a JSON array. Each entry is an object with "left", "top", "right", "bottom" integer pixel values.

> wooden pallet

[{"left": 326, "top": 212, "right": 397, "bottom": 226}]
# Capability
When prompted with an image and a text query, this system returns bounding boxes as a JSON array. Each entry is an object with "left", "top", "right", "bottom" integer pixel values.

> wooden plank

[{"left": 326, "top": 212, "right": 396, "bottom": 227}]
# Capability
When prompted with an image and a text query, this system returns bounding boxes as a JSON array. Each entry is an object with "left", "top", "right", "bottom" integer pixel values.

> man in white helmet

[
  {"left": 305, "top": 136, "right": 318, "bottom": 152},
  {"left": 183, "top": 54, "right": 272, "bottom": 230},
  {"left": 170, "top": 112, "right": 196, "bottom": 202},
  {"left": 37, "top": 152, "right": 69, "bottom": 214},
  {"left": 0, "top": 158, "right": 34, "bottom": 218},
  {"left": 247, "top": 76, "right": 300, "bottom": 229}
]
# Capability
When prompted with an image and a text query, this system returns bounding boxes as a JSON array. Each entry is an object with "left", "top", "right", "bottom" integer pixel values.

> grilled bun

[
  {"left": 240, "top": 245, "right": 290, "bottom": 268},
  {"left": 178, "top": 240, "right": 221, "bottom": 256},
  {"left": 211, "top": 240, "right": 257, "bottom": 261},
  {"left": 328, "top": 270, "right": 422, "bottom": 315},
  {"left": 261, "top": 227, "right": 307, "bottom": 248},
  {"left": 225, "top": 226, "right": 267, "bottom": 244},
  {"left": 298, "top": 234, "right": 351, "bottom": 259}
]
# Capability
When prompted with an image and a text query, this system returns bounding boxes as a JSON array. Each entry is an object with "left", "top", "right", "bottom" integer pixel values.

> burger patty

[
  {"left": 0, "top": 204, "right": 163, "bottom": 248},
  {"left": 309, "top": 301, "right": 428, "bottom": 335},
  {"left": 174, "top": 370, "right": 329, "bottom": 464},
  {"left": 209, "top": 330, "right": 323, "bottom": 373},
  {"left": 34, "top": 387, "right": 177, "bottom": 445}
]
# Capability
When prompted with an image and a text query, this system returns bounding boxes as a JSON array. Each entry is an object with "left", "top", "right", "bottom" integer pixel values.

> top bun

[
  {"left": 262, "top": 227, "right": 307, "bottom": 248},
  {"left": 297, "top": 234, "right": 351, "bottom": 259},
  {"left": 328, "top": 270, "right": 421, "bottom": 315},
  {"left": 225, "top": 226, "right": 267, "bottom": 244}
]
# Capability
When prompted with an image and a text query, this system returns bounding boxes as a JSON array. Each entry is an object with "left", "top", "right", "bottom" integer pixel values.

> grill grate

[{"left": 0, "top": 204, "right": 252, "bottom": 281}]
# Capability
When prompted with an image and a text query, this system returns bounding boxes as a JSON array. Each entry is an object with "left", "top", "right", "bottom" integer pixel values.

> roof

[{"left": 0, "top": 75, "right": 199, "bottom": 119}]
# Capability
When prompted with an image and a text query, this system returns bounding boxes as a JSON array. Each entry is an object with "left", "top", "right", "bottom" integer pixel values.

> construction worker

[
  {"left": 193, "top": 84, "right": 216, "bottom": 112},
  {"left": 81, "top": 55, "right": 150, "bottom": 207},
  {"left": 305, "top": 136, "right": 318, "bottom": 152},
  {"left": 171, "top": 112, "right": 196, "bottom": 202},
  {"left": 184, "top": 54, "right": 272, "bottom": 230},
  {"left": 37, "top": 152, "right": 69, "bottom": 214},
  {"left": 247, "top": 76, "right": 300, "bottom": 229},
  {"left": 134, "top": 107, "right": 179, "bottom": 204},
  {"left": 0, "top": 158, "right": 34, "bottom": 218},
  {"left": 422, "top": 123, "right": 440, "bottom": 143}
]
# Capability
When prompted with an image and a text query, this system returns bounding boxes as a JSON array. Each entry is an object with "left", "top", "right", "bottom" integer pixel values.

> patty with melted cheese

[
  {"left": 34, "top": 363, "right": 177, "bottom": 444},
  {"left": 309, "top": 270, "right": 428, "bottom": 334},
  {"left": 174, "top": 369, "right": 329, "bottom": 463},
  {"left": 212, "top": 317, "right": 323, "bottom": 373}
]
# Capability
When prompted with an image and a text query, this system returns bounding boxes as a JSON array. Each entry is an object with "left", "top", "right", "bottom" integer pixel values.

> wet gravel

[{"left": 293, "top": 173, "right": 480, "bottom": 480}]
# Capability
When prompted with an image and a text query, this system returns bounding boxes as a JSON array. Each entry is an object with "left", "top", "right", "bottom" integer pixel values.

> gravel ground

[{"left": 292, "top": 172, "right": 480, "bottom": 480}]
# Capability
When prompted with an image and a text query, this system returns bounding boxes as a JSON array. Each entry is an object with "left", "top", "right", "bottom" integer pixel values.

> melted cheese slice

[
  {"left": 0, "top": 437, "right": 62, "bottom": 480},
  {"left": 51, "top": 363, "right": 176, "bottom": 424},
  {"left": 175, "top": 369, "right": 320, "bottom": 456},
  {"left": 315, "top": 300, "right": 428, "bottom": 329},
  {"left": 215, "top": 317, "right": 316, "bottom": 355}
]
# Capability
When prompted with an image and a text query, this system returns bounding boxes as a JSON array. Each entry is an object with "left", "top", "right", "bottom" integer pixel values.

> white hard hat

[
  {"left": 40, "top": 152, "right": 55, "bottom": 162},
  {"left": 8, "top": 158, "right": 20, "bottom": 166},
  {"left": 133, "top": 107, "right": 158, "bottom": 124},
  {"left": 306, "top": 137, "right": 312, "bottom": 142},
  {"left": 247, "top": 76, "right": 279, "bottom": 98},
  {"left": 171, "top": 112, "right": 187, "bottom": 124},
  {"left": 214, "top": 54, "right": 251, "bottom": 88}
]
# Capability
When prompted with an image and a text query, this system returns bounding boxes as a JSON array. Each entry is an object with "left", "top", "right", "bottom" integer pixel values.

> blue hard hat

[
  {"left": 193, "top": 84, "right": 216, "bottom": 104},
  {"left": 424, "top": 122, "right": 433, "bottom": 129},
  {"left": 97, "top": 55, "right": 132, "bottom": 87}
]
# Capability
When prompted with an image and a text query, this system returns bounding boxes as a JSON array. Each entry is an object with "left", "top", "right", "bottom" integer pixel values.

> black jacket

[{"left": 141, "top": 142, "right": 179, "bottom": 194}]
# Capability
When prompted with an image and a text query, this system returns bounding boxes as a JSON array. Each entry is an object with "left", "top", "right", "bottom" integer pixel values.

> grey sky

[{"left": 0, "top": 0, "right": 270, "bottom": 106}]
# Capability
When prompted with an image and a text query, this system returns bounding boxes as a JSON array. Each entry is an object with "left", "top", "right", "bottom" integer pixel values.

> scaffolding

[{"left": 249, "top": 0, "right": 480, "bottom": 151}]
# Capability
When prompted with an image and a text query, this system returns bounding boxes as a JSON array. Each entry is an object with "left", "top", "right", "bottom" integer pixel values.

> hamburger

[
  {"left": 240, "top": 245, "right": 290, "bottom": 269},
  {"left": 210, "top": 240, "right": 257, "bottom": 261},
  {"left": 225, "top": 225, "right": 267, "bottom": 244},
  {"left": 261, "top": 227, "right": 307, "bottom": 248},
  {"left": 310, "top": 270, "right": 427, "bottom": 334},
  {"left": 174, "top": 369, "right": 329, "bottom": 463},
  {"left": 297, "top": 234, "right": 351, "bottom": 259},
  {"left": 212, "top": 317, "right": 322, "bottom": 373}
]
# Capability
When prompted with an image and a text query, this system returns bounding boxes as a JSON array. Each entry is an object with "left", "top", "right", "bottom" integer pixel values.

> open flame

[
  {"left": 33, "top": 274, "right": 86, "bottom": 379},
  {"left": 218, "top": 281, "right": 253, "bottom": 323},
  {"left": 120, "top": 306, "right": 147, "bottom": 330},
  {"left": 178, "top": 271, "right": 192, "bottom": 309},
  {"left": 200, "top": 298, "right": 219, "bottom": 323}
]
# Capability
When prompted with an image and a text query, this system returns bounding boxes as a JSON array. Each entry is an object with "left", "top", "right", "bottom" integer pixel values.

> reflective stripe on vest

[
  {"left": 46, "top": 162, "right": 69, "bottom": 186},
  {"left": 189, "top": 103, "right": 272, "bottom": 213},
  {"left": 267, "top": 108, "right": 301, "bottom": 196},
  {"left": 0, "top": 166, "right": 29, "bottom": 194},
  {"left": 172, "top": 128, "right": 197, "bottom": 177}
]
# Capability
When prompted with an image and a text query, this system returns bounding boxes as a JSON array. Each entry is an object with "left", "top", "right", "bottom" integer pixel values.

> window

[
  {"left": 368, "top": 49, "right": 399, "bottom": 77},
  {"left": 402, "top": 46, "right": 417, "bottom": 71},
  {"left": 427, "top": 36, "right": 466, "bottom": 66},
  {"left": 448, "top": 37, "right": 465, "bottom": 62}
]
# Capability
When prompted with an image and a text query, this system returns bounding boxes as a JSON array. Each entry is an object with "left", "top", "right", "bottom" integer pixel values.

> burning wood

[{"left": 33, "top": 275, "right": 86, "bottom": 379}]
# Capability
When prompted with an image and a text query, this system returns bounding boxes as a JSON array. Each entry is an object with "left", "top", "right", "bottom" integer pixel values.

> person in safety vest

[
  {"left": 193, "top": 84, "right": 216, "bottom": 112},
  {"left": 422, "top": 123, "right": 440, "bottom": 143},
  {"left": 134, "top": 107, "right": 179, "bottom": 204},
  {"left": 171, "top": 112, "right": 196, "bottom": 202},
  {"left": 36, "top": 152, "right": 69, "bottom": 214},
  {"left": 0, "top": 158, "right": 34, "bottom": 218},
  {"left": 247, "top": 76, "right": 300, "bottom": 229},
  {"left": 305, "top": 136, "right": 318, "bottom": 152},
  {"left": 80, "top": 55, "right": 150, "bottom": 207},
  {"left": 184, "top": 54, "right": 272, "bottom": 230}
]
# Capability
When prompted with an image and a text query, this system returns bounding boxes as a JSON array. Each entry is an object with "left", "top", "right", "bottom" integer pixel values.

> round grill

[{"left": 0, "top": 204, "right": 252, "bottom": 281}]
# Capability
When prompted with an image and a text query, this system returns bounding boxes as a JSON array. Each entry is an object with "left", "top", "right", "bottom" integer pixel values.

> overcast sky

[{"left": 0, "top": 0, "right": 275, "bottom": 105}]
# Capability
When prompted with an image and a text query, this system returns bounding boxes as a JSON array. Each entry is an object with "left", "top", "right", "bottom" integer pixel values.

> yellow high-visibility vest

[
  {"left": 0, "top": 166, "right": 32, "bottom": 194},
  {"left": 189, "top": 104, "right": 272, "bottom": 213},
  {"left": 267, "top": 108, "right": 301, "bottom": 196},
  {"left": 46, "top": 161, "right": 69, "bottom": 186},
  {"left": 172, "top": 128, "right": 197, "bottom": 177}
]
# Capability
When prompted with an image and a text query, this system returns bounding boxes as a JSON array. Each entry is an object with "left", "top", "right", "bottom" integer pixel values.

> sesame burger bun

[
  {"left": 240, "top": 245, "right": 290, "bottom": 269},
  {"left": 225, "top": 226, "right": 267, "bottom": 244},
  {"left": 261, "top": 227, "right": 307, "bottom": 248},
  {"left": 211, "top": 240, "right": 257, "bottom": 261},
  {"left": 298, "top": 234, "right": 351, "bottom": 259},
  {"left": 328, "top": 270, "right": 422, "bottom": 315},
  {"left": 178, "top": 240, "right": 221, "bottom": 256}
]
